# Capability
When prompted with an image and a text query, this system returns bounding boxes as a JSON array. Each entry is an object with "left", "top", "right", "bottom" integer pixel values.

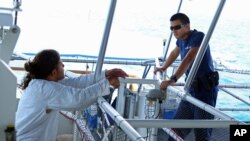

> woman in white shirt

[{"left": 15, "top": 49, "right": 128, "bottom": 141}]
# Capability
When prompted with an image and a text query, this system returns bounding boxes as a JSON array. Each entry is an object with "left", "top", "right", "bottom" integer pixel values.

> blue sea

[{"left": 8, "top": 0, "right": 250, "bottom": 121}]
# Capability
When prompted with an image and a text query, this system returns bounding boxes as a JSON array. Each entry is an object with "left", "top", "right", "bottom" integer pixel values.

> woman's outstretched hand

[
  {"left": 106, "top": 68, "right": 128, "bottom": 79},
  {"left": 106, "top": 68, "right": 128, "bottom": 89}
]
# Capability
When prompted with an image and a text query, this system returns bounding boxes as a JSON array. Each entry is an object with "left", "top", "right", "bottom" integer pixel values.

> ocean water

[{"left": 7, "top": 0, "right": 250, "bottom": 121}]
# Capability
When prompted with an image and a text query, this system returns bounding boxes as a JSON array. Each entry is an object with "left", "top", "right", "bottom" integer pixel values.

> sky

[{"left": 1, "top": 0, "right": 249, "bottom": 58}]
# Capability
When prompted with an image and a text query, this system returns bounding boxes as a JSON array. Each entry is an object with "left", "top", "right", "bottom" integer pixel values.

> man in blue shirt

[{"left": 154, "top": 13, "right": 219, "bottom": 141}]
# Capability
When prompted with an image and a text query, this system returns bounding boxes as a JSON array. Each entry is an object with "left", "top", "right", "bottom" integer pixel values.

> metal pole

[
  {"left": 163, "top": 0, "right": 183, "bottom": 61},
  {"left": 74, "top": 1, "right": 117, "bottom": 140},
  {"left": 127, "top": 119, "right": 243, "bottom": 128},
  {"left": 184, "top": 0, "right": 226, "bottom": 90},
  {"left": 94, "top": 0, "right": 117, "bottom": 78},
  {"left": 220, "top": 87, "right": 250, "bottom": 106},
  {"left": 167, "top": 86, "right": 241, "bottom": 121},
  {"left": 98, "top": 97, "right": 145, "bottom": 141}
]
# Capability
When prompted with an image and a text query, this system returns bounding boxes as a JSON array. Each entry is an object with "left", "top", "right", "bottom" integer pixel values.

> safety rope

[{"left": 59, "top": 111, "right": 95, "bottom": 141}]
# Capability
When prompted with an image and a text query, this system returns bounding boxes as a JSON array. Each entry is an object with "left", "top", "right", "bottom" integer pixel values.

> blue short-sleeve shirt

[{"left": 176, "top": 29, "right": 214, "bottom": 78}]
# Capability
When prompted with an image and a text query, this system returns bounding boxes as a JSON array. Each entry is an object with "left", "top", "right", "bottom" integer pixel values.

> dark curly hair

[{"left": 20, "top": 49, "right": 60, "bottom": 89}]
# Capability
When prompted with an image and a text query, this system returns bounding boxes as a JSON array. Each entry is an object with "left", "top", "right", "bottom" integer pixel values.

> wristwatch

[{"left": 170, "top": 75, "right": 178, "bottom": 82}]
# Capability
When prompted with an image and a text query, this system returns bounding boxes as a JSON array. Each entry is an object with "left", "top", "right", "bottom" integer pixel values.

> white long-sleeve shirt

[{"left": 15, "top": 71, "right": 110, "bottom": 141}]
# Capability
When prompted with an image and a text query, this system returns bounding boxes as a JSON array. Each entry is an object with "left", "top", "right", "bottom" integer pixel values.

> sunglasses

[{"left": 170, "top": 24, "right": 185, "bottom": 31}]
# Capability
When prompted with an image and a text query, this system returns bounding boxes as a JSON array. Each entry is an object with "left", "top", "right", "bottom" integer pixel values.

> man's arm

[
  {"left": 161, "top": 46, "right": 180, "bottom": 71},
  {"left": 160, "top": 47, "right": 199, "bottom": 90},
  {"left": 173, "top": 47, "right": 199, "bottom": 80}
]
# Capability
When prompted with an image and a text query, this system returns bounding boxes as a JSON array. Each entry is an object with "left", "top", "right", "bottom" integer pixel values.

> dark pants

[{"left": 168, "top": 86, "right": 218, "bottom": 141}]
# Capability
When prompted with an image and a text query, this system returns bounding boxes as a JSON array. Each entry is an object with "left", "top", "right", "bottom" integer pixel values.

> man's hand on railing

[
  {"left": 160, "top": 79, "right": 175, "bottom": 90},
  {"left": 153, "top": 67, "right": 164, "bottom": 74}
]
